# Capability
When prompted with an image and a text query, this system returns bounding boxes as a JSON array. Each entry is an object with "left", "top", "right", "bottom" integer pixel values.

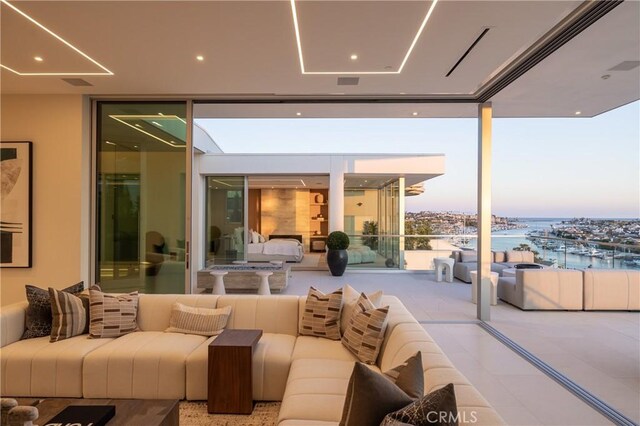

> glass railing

[{"left": 346, "top": 234, "right": 640, "bottom": 271}]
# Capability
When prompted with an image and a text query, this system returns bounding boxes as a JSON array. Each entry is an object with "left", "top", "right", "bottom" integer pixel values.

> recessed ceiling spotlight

[
  {"left": 384, "top": 66, "right": 393, "bottom": 70},
  {"left": 575, "top": 111, "right": 582, "bottom": 115},
  {"left": 105, "top": 141, "right": 115, "bottom": 145},
  {"left": 399, "top": 92, "right": 406, "bottom": 95},
  {"left": 196, "top": 55, "right": 204, "bottom": 61},
  {"left": 412, "top": 112, "right": 419, "bottom": 116},
  {"left": 34, "top": 56, "right": 43, "bottom": 62},
  {"left": 133, "top": 145, "right": 138, "bottom": 148},
  {"left": 350, "top": 54, "right": 358, "bottom": 60},
  {"left": 601, "top": 74, "right": 611, "bottom": 80},
  {"left": 296, "top": 112, "right": 302, "bottom": 116}
]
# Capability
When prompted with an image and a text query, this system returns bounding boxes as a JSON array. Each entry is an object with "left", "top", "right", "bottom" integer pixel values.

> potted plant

[{"left": 326, "top": 231, "right": 350, "bottom": 276}]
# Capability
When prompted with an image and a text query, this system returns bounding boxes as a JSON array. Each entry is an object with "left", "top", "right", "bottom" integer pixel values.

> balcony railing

[{"left": 346, "top": 234, "right": 640, "bottom": 271}]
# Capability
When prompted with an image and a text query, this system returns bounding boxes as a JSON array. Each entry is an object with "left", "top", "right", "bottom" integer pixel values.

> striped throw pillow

[
  {"left": 299, "top": 286, "right": 343, "bottom": 340},
  {"left": 89, "top": 288, "right": 139, "bottom": 338},
  {"left": 166, "top": 303, "right": 231, "bottom": 336},
  {"left": 342, "top": 293, "right": 389, "bottom": 364},
  {"left": 49, "top": 287, "right": 90, "bottom": 342}
]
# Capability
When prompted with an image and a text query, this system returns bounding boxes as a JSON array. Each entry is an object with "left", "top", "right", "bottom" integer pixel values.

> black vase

[{"left": 327, "top": 249, "right": 348, "bottom": 276}]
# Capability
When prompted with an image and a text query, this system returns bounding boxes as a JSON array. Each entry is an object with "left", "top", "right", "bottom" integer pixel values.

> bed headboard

[{"left": 269, "top": 234, "right": 303, "bottom": 243}]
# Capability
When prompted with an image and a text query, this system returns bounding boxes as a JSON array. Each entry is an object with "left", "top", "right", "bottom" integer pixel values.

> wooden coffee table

[
  {"left": 14, "top": 398, "right": 178, "bottom": 426},
  {"left": 208, "top": 329, "right": 262, "bottom": 414}
]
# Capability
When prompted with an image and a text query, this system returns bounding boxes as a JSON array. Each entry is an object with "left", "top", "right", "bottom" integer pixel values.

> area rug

[{"left": 179, "top": 402, "right": 280, "bottom": 425}]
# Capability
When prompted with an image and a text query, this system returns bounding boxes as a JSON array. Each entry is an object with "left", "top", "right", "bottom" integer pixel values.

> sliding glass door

[
  {"left": 205, "top": 176, "right": 246, "bottom": 266},
  {"left": 96, "top": 102, "right": 187, "bottom": 293}
]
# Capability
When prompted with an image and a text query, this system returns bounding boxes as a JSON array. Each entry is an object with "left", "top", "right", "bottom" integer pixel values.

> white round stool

[
  {"left": 255, "top": 271, "right": 273, "bottom": 295},
  {"left": 434, "top": 257, "right": 454, "bottom": 283},
  {"left": 209, "top": 271, "right": 228, "bottom": 295}
]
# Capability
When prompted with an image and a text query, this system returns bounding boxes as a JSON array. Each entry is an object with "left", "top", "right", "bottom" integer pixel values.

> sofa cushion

[
  {"left": 381, "top": 383, "right": 457, "bottom": 426},
  {"left": 83, "top": 331, "right": 206, "bottom": 399},
  {"left": 492, "top": 251, "right": 506, "bottom": 263},
  {"left": 22, "top": 282, "right": 84, "bottom": 339},
  {"left": 459, "top": 251, "right": 477, "bottom": 263},
  {"left": 342, "top": 293, "right": 389, "bottom": 364},
  {"left": 292, "top": 335, "right": 358, "bottom": 362},
  {"left": 89, "top": 289, "right": 139, "bottom": 338},
  {"left": 340, "top": 362, "right": 413, "bottom": 426},
  {"left": 505, "top": 250, "right": 534, "bottom": 263},
  {"left": 341, "top": 284, "right": 382, "bottom": 335},
  {"left": 137, "top": 294, "right": 219, "bottom": 331},
  {"left": 583, "top": 269, "right": 640, "bottom": 310},
  {"left": 166, "top": 303, "right": 231, "bottom": 336},
  {"left": 0, "top": 335, "right": 113, "bottom": 397},
  {"left": 186, "top": 332, "right": 296, "bottom": 401},
  {"left": 278, "top": 358, "right": 380, "bottom": 424},
  {"left": 49, "top": 288, "right": 90, "bottom": 342},
  {"left": 218, "top": 295, "right": 299, "bottom": 336},
  {"left": 299, "top": 287, "right": 342, "bottom": 340}
]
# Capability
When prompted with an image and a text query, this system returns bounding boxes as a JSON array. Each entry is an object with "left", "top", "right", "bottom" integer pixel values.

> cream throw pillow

[
  {"left": 342, "top": 293, "right": 389, "bottom": 364},
  {"left": 166, "top": 303, "right": 231, "bottom": 336},
  {"left": 341, "top": 284, "right": 383, "bottom": 334},
  {"left": 506, "top": 250, "right": 534, "bottom": 263}
]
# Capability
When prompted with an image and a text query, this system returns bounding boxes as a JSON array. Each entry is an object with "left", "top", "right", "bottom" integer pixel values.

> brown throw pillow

[
  {"left": 299, "top": 286, "right": 342, "bottom": 340},
  {"left": 380, "top": 383, "right": 458, "bottom": 426},
  {"left": 342, "top": 293, "right": 389, "bottom": 364},
  {"left": 89, "top": 288, "right": 139, "bottom": 338},
  {"left": 22, "top": 282, "right": 84, "bottom": 339},
  {"left": 341, "top": 284, "right": 383, "bottom": 335},
  {"left": 49, "top": 288, "right": 90, "bottom": 342},
  {"left": 384, "top": 351, "right": 424, "bottom": 399},
  {"left": 340, "top": 362, "right": 413, "bottom": 426}
]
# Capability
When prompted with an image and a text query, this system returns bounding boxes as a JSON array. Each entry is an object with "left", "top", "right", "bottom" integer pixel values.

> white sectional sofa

[
  {"left": 498, "top": 269, "right": 640, "bottom": 311},
  {"left": 1, "top": 293, "right": 505, "bottom": 425},
  {"left": 452, "top": 250, "right": 544, "bottom": 283}
]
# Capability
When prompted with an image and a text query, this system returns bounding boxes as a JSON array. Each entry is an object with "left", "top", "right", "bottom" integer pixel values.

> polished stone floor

[{"left": 282, "top": 270, "right": 640, "bottom": 425}]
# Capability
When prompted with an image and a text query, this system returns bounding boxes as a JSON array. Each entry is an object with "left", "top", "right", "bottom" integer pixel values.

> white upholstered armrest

[{"left": 0, "top": 302, "right": 27, "bottom": 347}]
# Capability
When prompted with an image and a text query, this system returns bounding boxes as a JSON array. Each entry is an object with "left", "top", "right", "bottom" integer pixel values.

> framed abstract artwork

[{"left": 1, "top": 141, "right": 32, "bottom": 268}]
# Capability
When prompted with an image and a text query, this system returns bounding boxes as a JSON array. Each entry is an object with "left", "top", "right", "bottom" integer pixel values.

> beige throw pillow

[
  {"left": 342, "top": 293, "right": 389, "bottom": 364},
  {"left": 300, "top": 287, "right": 343, "bottom": 340},
  {"left": 89, "top": 288, "right": 139, "bottom": 338},
  {"left": 341, "top": 284, "right": 383, "bottom": 334},
  {"left": 166, "top": 303, "right": 231, "bottom": 336}
]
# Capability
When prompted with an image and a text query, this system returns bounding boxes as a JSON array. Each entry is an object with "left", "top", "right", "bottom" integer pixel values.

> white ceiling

[{"left": 1, "top": 0, "right": 638, "bottom": 118}]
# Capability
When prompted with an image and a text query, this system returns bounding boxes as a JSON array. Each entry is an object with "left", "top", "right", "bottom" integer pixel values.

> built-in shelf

[
  {"left": 310, "top": 203, "right": 328, "bottom": 206},
  {"left": 309, "top": 190, "right": 329, "bottom": 252}
]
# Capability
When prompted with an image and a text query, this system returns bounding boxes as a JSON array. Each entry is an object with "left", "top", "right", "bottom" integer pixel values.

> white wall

[{"left": 1, "top": 95, "right": 88, "bottom": 306}]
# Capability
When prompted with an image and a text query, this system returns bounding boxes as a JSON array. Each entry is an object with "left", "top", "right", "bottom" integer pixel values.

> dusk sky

[{"left": 197, "top": 101, "right": 639, "bottom": 218}]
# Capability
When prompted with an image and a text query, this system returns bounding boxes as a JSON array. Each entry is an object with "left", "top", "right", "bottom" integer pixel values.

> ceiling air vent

[
  {"left": 337, "top": 77, "right": 359, "bottom": 86},
  {"left": 61, "top": 78, "right": 93, "bottom": 87},
  {"left": 608, "top": 61, "right": 640, "bottom": 71}
]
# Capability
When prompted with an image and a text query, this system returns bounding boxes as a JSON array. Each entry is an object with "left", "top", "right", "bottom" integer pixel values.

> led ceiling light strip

[
  {"left": 0, "top": 0, "right": 113, "bottom": 76},
  {"left": 109, "top": 115, "right": 184, "bottom": 149},
  {"left": 290, "top": 0, "right": 438, "bottom": 75}
]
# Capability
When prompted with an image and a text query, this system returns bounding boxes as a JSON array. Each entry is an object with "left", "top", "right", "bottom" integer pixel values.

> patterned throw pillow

[
  {"left": 340, "top": 284, "right": 383, "bottom": 335},
  {"left": 22, "top": 282, "right": 84, "bottom": 339},
  {"left": 339, "top": 362, "right": 413, "bottom": 426},
  {"left": 49, "top": 287, "right": 90, "bottom": 342},
  {"left": 166, "top": 303, "right": 231, "bottom": 336},
  {"left": 380, "top": 383, "right": 458, "bottom": 426},
  {"left": 384, "top": 351, "right": 424, "bottom": 399},
  {"left": 341, "top": 293, "right": 389, "bottom": 364},
  {"left": 299, "top": 287, "right": 343, "bottom": 340},
  {"left": 89, "top": 288, "right": 139, "bottom": 338}
]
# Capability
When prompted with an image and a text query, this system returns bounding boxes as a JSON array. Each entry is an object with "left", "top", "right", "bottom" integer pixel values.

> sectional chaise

[{"left": 0, "top": 293, "right": 505, "bottom": 425}]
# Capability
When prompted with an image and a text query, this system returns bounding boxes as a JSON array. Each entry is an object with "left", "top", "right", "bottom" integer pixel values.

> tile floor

[{"left": 282, "top": 270, "right": 640, "bottom": 425}]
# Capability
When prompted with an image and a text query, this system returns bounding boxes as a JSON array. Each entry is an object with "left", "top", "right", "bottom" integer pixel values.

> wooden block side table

[{"left": 208, "top": 329, "right": 262, "bottom": 414}]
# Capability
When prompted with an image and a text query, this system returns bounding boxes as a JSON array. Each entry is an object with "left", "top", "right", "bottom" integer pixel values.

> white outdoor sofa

[
  {"left": 497, "top": 269, "right": 640, "bottom": 311},
  {"left": 0, "top": 293, "right": 505, "bottom": 425},
  {"left": 452, "top": 249, "right": 545, "bottom": 283}
]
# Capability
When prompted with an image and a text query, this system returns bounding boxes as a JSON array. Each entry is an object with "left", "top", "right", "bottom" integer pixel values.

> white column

[
  {"left": 477, "top": 102, "right": 493, "bottom": 321},
  {"left": 329, "top": 156, "right": 345, "bottom": 232},
  {"left": 398, "top": 177, "right": 405, "bottom": 269}
]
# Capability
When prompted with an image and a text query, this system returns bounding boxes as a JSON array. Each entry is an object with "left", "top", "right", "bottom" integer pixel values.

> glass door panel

[
  {"left": 205, "top": 176, "right": 246, "bottom": 265},
  {"left": 96, "top": 102, "right": 187, "bottom": 293}
]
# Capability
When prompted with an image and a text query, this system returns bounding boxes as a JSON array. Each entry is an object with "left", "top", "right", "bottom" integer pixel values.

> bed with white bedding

[{"left": 247, "top": 236, "right": 304, "bottom": 262}]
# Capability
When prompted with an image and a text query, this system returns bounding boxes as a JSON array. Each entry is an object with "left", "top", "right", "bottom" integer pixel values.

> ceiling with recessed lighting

[{"left": 1, "top": 0, "right": 638, "bottom": 118}]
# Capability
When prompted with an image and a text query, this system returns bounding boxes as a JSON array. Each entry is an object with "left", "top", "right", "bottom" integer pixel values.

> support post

[
  {"left": 398, "top": 177, "right": 405, "bottom": 269},
  {"left": 329, "top": 157, "right": 345, "bottom": 232},
  {"left": 477, "top": 102, "right": 493, "bottom": 321}
]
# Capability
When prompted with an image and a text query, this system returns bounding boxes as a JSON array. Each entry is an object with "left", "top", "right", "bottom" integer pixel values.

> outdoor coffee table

[
  {"left": 208, "top": 329, "right": 263, "bottom": 414},
  {"left": 14, "top": 398, "right": 178, "bottom": 426}
]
